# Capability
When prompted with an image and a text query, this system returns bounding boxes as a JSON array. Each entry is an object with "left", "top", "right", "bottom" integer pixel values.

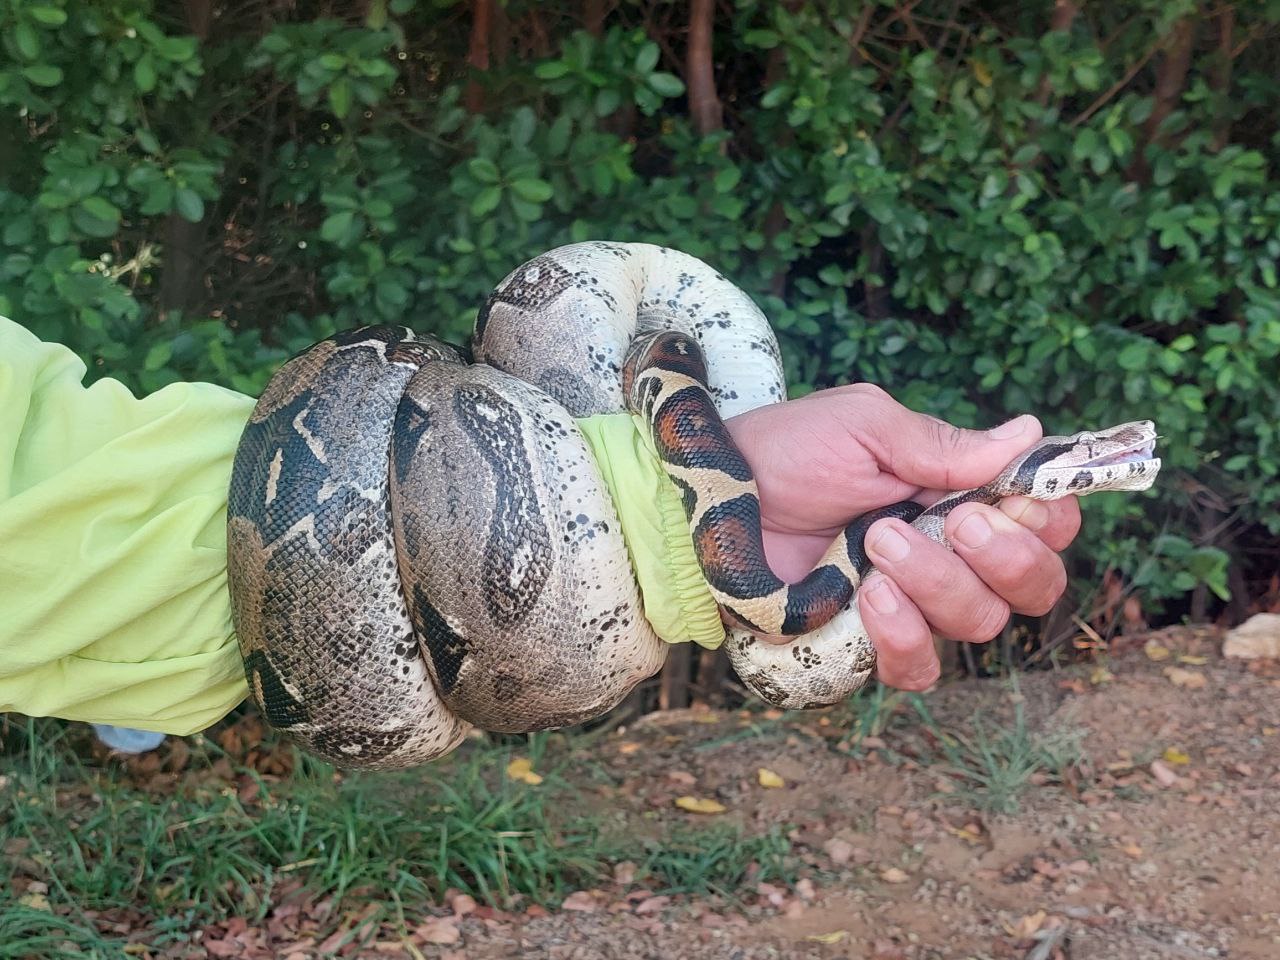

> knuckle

[
  {"left": 848, "top": 382, "right": 891, "bottom": 405},
  {"left": 1020, "top": 565, "right": 1068, "bottom": 616},
  {"left": 963, "top": 597, "right": 1011, "bottom": 644}
]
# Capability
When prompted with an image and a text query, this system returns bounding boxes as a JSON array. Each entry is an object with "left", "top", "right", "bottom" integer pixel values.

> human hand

[{"left": 725, "top": 384, "right": 1081, "bottom": 691}]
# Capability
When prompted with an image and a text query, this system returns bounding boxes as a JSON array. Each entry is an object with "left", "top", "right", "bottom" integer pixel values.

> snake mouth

[{"left": 1081, "top": 438, "right": 1158, "bottom": 469}]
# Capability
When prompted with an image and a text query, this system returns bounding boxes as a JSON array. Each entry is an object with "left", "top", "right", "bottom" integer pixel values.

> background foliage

[{"left": 2, "top": 0, "right": 1278, "bottom": 642}]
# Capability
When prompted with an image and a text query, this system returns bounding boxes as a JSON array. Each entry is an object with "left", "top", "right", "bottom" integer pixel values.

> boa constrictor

[{"left": 227, "top": 241, "right": 1161, "bottom": 769}]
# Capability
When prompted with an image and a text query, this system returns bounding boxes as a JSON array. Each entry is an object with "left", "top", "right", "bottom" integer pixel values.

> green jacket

[{"left": 0, "top": 318, "right": 721, "bottom": 735}]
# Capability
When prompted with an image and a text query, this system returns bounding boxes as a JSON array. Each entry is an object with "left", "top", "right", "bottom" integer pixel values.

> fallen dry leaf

[
  {"left": 944, "top": 824, "right": 983, "bottom": 844},
  {"left": 1144, "top": 640, "right": 1171, "bottom": 661},
  {"left": 634, "top": 895, "right": 671, "bottom": 915},
  {"left": 1162, "top": 747, "right": 1191, "bottom": 766},
  {"left": 560, "top": 891, "right": 599, "bottom": 913},
  {"left": 1120, "top": 842, "right": 1144, "bottom": 858},
  {"left": 805, "top": 930, "right": 848, "bottom": 944},
  {"left": 414, "top": 918, "right": 460, "bottom": 945},
  {"left": 1090, "top": 666, "right": 1114, "bottom": 685},
  {"left": 880, "top": 867, "right": 910, "bottom": 884},
  {"left": 505, "top": 757, "right": 543, "bottom": 785},
  {"left": 613, "top": 861, "right": 637, "bottom": 885},
  {"left": 1007, "top": 909, "right": 1047, "bottom": 939},
  {"left": 618, "top": 741, "right": 641, "bottom": 755},
  {"left": 674, "top": 796, "right": 726, "bottom": 814},
  {"left": 757, "top": 767, "right": 785, "bottom": 789},
  {"left": 1177, "top": 654, "right": 1208, "bottom": 665},
  {"left": 449, "top": 893, "right": 477, "bottom": 917},
  {"left": 1164, "top": 667, "right": 1207, "bottom": 690},
  {"left": 18, "top": 892, "right": 50, "bottom": 912}
]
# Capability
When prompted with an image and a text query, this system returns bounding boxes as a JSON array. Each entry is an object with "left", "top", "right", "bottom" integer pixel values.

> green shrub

[{"left": 2, "top": 0, "right": 1277, "bottom": 612}]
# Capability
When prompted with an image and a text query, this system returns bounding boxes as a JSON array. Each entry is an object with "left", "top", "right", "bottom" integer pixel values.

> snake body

[{"left": 228, "top": 241, "right": 1161, "bottom": 768}]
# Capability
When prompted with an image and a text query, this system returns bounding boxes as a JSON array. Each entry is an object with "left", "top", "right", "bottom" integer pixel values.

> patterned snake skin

[{"left": 227, "top": 242, "right": 1162, "bottom": 768}]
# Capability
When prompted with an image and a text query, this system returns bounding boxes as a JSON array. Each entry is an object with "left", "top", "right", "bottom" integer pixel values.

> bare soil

[{"left": 436, "top": 626, "right": 1280, "bottom": 960}]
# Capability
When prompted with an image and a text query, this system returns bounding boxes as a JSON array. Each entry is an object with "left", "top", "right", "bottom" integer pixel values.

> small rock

[
  {"left": 1150, "top": 759, "right": 1180, "bottom": 787},
  {"left": 823, "top": 838, "right": 855, "bottom": 865},
  {"left": 881, "top": 867, "right": 910, "bottom": 884},
  {"left": 1224, "top": 613, "right": 1280, "bottom": 660}
]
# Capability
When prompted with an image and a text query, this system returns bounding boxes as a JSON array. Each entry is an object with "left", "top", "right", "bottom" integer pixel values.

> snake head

[{"left": 1001, "top": 420, "right": 1162, "bottom": 500}]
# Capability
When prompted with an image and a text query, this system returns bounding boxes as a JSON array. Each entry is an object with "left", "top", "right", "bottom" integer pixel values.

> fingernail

[
  {"left": 988, "top": 414, "right": 1035, "bottom": 440},
  {"left": 871, "top": 526, "right": 910, "bottom": 563},
  {"left": 954, "top": 512, "right": 992, "bottom": 548},
  {"left": 1001, "top": 497, "right": 1049, "bottom": 531},
  {"left": 864, "top": 579, "right": 899, "bottom": 615}
]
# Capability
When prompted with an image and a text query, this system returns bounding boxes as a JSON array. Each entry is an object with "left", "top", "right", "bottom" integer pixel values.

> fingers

[
  {"left": 944, "top": 503, "right": 1069, "bottom": 616},
  {"left": 864, "top": 515, "right": 1013, "bottom": 641},
  {"left": 998, "top": 495, "right": 1082, "bottom": 552},
  {"left": 858, "top": 575, "right": 939, "bottom": 691}
]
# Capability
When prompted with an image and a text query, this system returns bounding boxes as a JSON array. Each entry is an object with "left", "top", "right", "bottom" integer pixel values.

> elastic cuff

[{"left": 575, "top": 413, "right": 724, "bottom": 649}]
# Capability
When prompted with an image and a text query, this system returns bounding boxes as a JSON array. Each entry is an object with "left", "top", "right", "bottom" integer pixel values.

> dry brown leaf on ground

[
  {"left": 1164, "top": 666, "right": 1207, "bottom": 689},
  {"left": 449, "top": 893, "right": 477, "bottom": 917},
  {"left": 1005, "top": 909, "right": 1047, "bottom": 939},
  {"left": 1163, "top": 747, "right": 1191, "bottom": 766},
  {"left": 757, "top": 767, "right": 785, "bottom": 788},
  {"left": 804, "top": 929, "right": 848, "bottom": 944},
  {"left": 1144, "top": 640, "right": 1171, "bottom": 661},
  {"left": 880, "top": 867, "right": 910, "bottom": 884},
  {"left": 674, "top": 795, "right": 726, "bottom": 814},
  {"left": 505, "top": 757, "right": 543, "bottom": 785},
  {"left": 414, "top": 917, "right": 461, "bottom": 945},
  {"left": 560, "top": 891, "right": 599, "bottom": 913}
]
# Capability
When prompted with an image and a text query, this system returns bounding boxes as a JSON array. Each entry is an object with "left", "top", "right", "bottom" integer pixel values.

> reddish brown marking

[
  {"left": 695, "top": 516, "right": 756, "bottom": 576},
  {"left": 653, "top": 387, "right": 753, "bottom": 480},
  {"left": 791, "top": 592, "right": 846, "bottom": 633}
]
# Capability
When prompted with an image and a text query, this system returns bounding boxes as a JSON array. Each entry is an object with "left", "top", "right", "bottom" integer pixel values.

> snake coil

[{"left": 228, "top": 242, "right": 1161, "bottom": 769}]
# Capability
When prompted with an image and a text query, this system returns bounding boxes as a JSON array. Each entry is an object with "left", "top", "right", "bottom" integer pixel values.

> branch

[
  {"left": 584, "top": 0, "right": 605, "bottom": 37},
  {"left": 1129, "top": 17, "right": 1196, "bottom": 182},
  {"left": 465, "top": 0, "right": 492, "bottom": 114},
  {"left": 1035, "top": 0, "right": 1079, "bottom": 107},
  {"left": 1211, "top": 7, "right": 1235, "bottom": 151},
  {"left": 687, "top": 0, "right": 723, "bottom": 136},
  {"left": 1068, "top": 42, "right": 1159, "bottom": 128}
]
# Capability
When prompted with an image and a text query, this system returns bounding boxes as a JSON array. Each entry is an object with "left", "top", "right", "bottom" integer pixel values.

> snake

[{"left": 227, "top": 241, "right": 1162, "bottom": 769}]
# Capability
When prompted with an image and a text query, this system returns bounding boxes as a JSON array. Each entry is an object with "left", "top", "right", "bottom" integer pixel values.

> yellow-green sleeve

[{"left": 0, "top": 317, "right": 720, "bottom": 735}]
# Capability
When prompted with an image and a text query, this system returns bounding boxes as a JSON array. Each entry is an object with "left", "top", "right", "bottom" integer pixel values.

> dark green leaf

[
  {"left": 647, "top": 73, "right": 685, "bottom": 98},
  {"left": 175, "top": 188, "right": 205, "bottom": 222},
  {"left": 28, "top": 6, "right": 68, "bottom": 26}
]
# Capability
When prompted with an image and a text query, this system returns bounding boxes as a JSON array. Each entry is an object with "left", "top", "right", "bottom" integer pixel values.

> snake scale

[{"left": 227, "top": 241, "right": 1161, "bottom": 769}]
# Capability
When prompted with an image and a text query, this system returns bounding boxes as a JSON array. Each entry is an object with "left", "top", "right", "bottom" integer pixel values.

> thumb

[{"left": 866, "top": 409, "right": 1044, "bottom": 491}]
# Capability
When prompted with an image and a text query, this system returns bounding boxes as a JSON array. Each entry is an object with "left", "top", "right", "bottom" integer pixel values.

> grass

[
  {"left": 1, "top": 715, "right": 801, "bottom": 956},
  {"left": 909, "top": 678, "right": 1085, "bottom": 814},
  {"left": 634, "top": 824, "right": 795, "bottom": 898}
]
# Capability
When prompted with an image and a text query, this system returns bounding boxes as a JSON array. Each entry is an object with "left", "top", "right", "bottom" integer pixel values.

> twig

[
  {"left": 1026, "top": 923, "right": 1069, "bottom": 960},
  {"left": 1068, "top": 43, "right": 1159, "bottom": 128}
]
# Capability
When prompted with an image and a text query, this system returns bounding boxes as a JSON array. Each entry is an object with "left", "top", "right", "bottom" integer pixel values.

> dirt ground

[{"left": 407, "top": 625, "right": 1280, "bottom": 960}]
